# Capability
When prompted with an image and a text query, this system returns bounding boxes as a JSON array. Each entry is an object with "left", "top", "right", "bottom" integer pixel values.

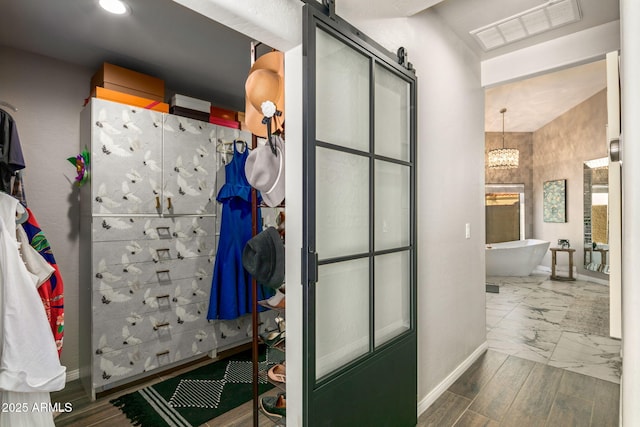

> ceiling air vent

[{"left": 470, "top": 0, "right": 582, "bottom": 51}]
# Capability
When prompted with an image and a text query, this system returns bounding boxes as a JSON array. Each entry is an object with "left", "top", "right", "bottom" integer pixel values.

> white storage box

[{"left": 170, "top": 94, "right": 211, "bottom": 113}]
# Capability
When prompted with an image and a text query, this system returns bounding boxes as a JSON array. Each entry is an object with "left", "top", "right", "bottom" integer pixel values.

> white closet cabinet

[{"left": 79, "top": 98, "right": 258, "bottom": 399}]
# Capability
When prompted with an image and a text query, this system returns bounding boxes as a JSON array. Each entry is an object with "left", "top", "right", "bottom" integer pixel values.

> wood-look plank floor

[
  {"left": 53, "top": 349, "right": 618, "bottom": 427},
  {"left": 52, "top": 346, "right": 284, "bottom": 427},
  {"left": 418, "top": 349, "right": 619, "bottom": 427}
]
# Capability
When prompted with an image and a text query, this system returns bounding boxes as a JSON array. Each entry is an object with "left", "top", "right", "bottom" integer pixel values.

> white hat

[{"left": 245, "top": 135, "right": 285, "bottom": 207}]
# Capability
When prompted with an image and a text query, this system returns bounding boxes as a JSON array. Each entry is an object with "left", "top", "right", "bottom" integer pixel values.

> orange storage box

[
  {"left": 91, "top": 62, "right": 165, "bottom": 102},
  {"left": 92, "top": 86, "right": 169, "bottom": 113},
  {"left": 210, "top": 106, "right": 238, "bottom": 121}
]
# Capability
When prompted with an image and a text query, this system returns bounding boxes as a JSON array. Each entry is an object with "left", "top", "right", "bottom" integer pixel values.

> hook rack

[
  {"left": 262, "top": 111, "right": 282, "bottom": 156},
  {"left": 0, "top": 101, "right": 18, "bottom": 112}
]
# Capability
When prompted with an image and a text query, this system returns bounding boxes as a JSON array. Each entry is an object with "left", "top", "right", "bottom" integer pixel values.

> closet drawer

[
  {"left": 93, "top": 275, "right": 212, "bottom": 320},
  {"left": 93, "top": 326, "right": 217, "bottom": 388},
  {"left": 92, "top": 216, "right": 215, "bottom": 243},
  {"left": 93, "top": 255, "right": 213, "bottom": 293},
  {"left": 93, "top": 232, "right": 215, "bottom": 266},
  {"left": 92, "top": 300, "right": 213, "bottom": 355}
]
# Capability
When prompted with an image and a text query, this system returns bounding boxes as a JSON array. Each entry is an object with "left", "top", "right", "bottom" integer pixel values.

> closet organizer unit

[{"left": 79, "top": 98, "right": 254, "bottom": 398}]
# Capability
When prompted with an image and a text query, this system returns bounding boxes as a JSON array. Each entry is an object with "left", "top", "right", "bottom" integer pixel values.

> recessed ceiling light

[{"left": 99, "top": 0, "right": 130, "bottom": 15}]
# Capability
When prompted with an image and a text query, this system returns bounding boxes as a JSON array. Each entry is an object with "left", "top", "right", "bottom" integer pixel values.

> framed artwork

[{"left": 543, "top": 179, "right": 566, "bottom": 223}]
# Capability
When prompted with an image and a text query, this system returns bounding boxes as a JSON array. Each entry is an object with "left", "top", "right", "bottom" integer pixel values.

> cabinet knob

[
  {"left": 155, "top": 196, "right": 160, "bottom": 209},
  {"left": 167, "top": 197, "right": 173, "bottom": 210}
]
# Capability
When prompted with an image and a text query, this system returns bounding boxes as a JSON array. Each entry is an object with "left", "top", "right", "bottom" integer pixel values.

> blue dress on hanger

[{"left": 208, "top": 142, "right": 270, "bottom": 320}]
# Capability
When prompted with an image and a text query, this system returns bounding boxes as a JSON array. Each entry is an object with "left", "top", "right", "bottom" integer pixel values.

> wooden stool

[{"left": 550, "top": 247, "right": 576, "bottom": 281}]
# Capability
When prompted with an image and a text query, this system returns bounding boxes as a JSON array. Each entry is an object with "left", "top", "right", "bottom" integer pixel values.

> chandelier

[{"left": 487, "top": 108, "right": 519, "bottom": 169}]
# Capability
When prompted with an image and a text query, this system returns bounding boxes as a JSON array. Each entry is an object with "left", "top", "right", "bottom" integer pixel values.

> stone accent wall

[{"left": 533, "top": 89, "right": 608, "bottom": 276}]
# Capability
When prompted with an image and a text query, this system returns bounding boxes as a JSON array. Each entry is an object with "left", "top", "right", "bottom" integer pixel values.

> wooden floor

[
  {"left": 52, "top": 347, "right": 282, "bottom": 427},
  {"left": 418, "top": 349, "right": 619, "bottom": 427},
  {"left": 53, "top": 348, "right": 619, "bottom": 427}
]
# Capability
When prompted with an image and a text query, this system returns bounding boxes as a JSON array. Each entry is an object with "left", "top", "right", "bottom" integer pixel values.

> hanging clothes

[
  {"left": 0, "top": 109, "right": 26, "bottom": 193},
  {"left": 21, "top": 207, "right": 64, "bottom": 356},
  {"left": 0, "top": 192, "right": 65, "bottom": 427},
  {"left": 208, "top": 142, "right": 271, "bottom": 320},
  {"left": 10, "top": 170, "right": 27, "bottom": 207}
]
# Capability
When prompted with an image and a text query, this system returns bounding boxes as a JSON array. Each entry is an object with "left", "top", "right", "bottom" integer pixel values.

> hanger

[
  {"left": 0, "top": 101, "right": 18, "bottom": 112},
  {"left": 216, "top": 139, "right": 247, "bottom": 153},
  {"left": 15, "top": 203, "right": 28, "bottom": 225},
  {"left": 216, "top": 139, "right": 248, "bottom": 164},
  {"left": 216, "top": 140, "right": 234, "bottom": 153}
]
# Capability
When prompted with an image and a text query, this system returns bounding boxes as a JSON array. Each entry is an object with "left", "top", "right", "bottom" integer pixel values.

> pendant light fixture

[{"left": 487, "top": 107, "right": 519, "bottom": 169}]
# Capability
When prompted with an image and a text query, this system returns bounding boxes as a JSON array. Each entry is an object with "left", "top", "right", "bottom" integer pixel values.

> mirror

[{"left": 583, "top": 157, "right": 609, "bottom": 273}]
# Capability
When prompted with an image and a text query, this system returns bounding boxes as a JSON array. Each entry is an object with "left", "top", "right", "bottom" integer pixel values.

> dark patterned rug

[
  {"left": 111, "top": 347, "right": 284, "bottom": 426},
  {"left": 560, "top": 294, "right": 610, "bottom": 337}
]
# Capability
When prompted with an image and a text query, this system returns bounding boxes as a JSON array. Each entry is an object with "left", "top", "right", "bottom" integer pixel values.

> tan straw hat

[{"left": 245, "top": 51, "right": 284, "bottom": 137}]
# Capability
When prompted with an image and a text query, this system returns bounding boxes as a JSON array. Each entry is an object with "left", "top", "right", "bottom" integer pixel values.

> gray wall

[
  {"left": 0, "top": 45, "right": 93, "bottom": 374},
  {"left": 533, "top": 89, "right": 608, "bottom": 278}
]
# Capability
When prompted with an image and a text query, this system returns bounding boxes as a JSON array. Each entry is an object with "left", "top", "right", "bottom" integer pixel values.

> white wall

[
  {"left": 0, "top": 45, "right": 92, "bottom": 374},
  {"left": 346, "top": 10, "right": 488, "bottom": 411}
]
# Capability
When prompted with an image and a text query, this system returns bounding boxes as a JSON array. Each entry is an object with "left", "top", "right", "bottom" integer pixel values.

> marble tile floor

[{"left": 485, "top": 274, "right": 621, "bottom": 384}]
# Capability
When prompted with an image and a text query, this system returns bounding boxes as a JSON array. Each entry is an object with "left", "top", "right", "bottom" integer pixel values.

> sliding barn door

[{"left": 301, "top": 4, "right": 417, "bottom": 425}]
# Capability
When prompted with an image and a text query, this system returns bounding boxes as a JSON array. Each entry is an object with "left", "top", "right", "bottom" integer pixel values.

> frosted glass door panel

[
  {"left": 374, "top": 251, "right": 410, "bottom": 347},
  {"left": 316, "top": 28, "right": 370, "bottom": 152},
  {"left": 375, "top": 161, "right": 410, "bottom": 250},
  {"left": 316, "top": 147, "right": 369, "bottom": 259},
  {"left": 316, "top": 259, "right": 369, "bottom": 379},
  {"left": 374, "top": 64, "right": 410, "bottom": 161}
]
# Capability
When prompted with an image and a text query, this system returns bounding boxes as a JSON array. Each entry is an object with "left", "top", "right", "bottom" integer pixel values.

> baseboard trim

[
  {"left": 417, "top": 341, "right": 488, "bottom": 417},
  {"left": 66, "top": 368, "right": 80, "bottom": 383}
]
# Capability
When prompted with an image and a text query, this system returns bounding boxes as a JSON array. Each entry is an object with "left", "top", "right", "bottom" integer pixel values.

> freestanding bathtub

[{"left": 486, "top": 239, "right": 550, "bottom": 276}]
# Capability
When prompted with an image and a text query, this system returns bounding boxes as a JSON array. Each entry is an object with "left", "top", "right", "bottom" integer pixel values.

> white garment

[
  {"left": 0, "top": 193, "right": 65, "bottom": 426},
  {"left": 0, "top": 391, "right": 55, "bottom": 427},
  {"left": 16, "top": 225, "right": 54, "bottom": 288}
]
